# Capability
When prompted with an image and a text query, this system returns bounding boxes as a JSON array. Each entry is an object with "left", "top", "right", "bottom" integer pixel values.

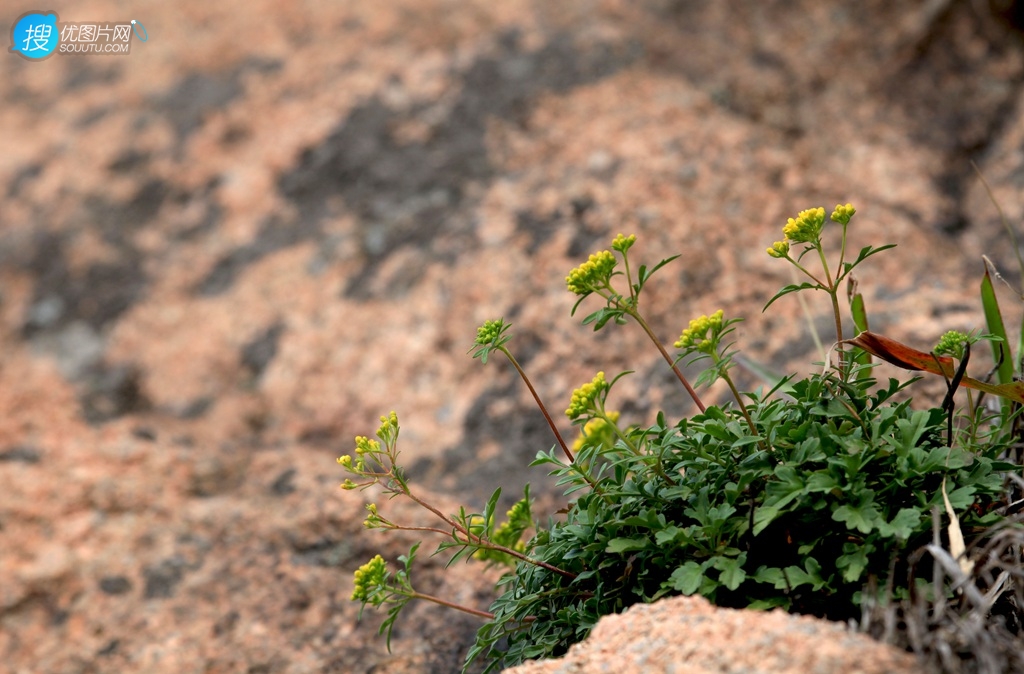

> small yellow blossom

[
  {"left": 351, "top": 555, "right": 387, "bottom": 602},
  {"left": 475, "top": 319, "right": 506, "bottom": 346},
  {"left": 934, "top": 330, "right": 970, "bottom": 360},
  {"left": 782, "top": 207, "right": 826, "bottom": 244},
  {"left": 355, "top": 436, "right": 379, "bottom": 455},
  {"left": 363, "top": 503, "right": 380, "bottom": 528},
  {"left": 566, "top": 372, "right": 609, "bottom": 420},
  {"left": 766, "top": 240, "right": 790, "bottom": 259},
  {"left": 611, "top": 233, "right": 636, "bottom": 253},
  {"left": 674, "top": 310, "right": 724, "bottom": 353},
  {"left": 566, "top": 251, "right": 617, "bottom": 295},
  {"left": 377, "top": 411, "right": 399, "bottom": 437},
  {"left": 831, "top": 203, "right": 856, "bottom": 226}
]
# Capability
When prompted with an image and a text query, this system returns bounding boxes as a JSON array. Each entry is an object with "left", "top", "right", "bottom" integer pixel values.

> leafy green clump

[
  {"left": 339, "top": 206, "right": 1024, "bottom": 673},
  {"left": 483, "top": 373, "right": 1014, "bottom": 666}
]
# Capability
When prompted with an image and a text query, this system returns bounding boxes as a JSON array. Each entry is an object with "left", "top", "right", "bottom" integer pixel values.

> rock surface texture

[
  {"left": 1, "top": 1, "right": 1023, "bottom": 673},
  {"left": 504, "top": 595, "right": 921, "bottom": 674}
]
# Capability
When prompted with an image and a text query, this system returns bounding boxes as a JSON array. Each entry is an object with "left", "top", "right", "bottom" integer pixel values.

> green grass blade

[
  {"left": 849, "top": 290, "right": 872, "bottom": 375},
  {"left": 981, "top": 266, "right": 1014, "bottom": 386}
]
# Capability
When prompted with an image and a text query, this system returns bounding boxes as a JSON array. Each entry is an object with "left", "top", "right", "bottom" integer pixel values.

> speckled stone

[{"left": 1, "top": 2, "right": 1022, "bottom": 673}]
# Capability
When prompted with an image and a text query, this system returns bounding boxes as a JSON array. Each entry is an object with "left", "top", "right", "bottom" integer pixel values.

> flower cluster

[
  {"left": 470, "top": 318, "right": 514, "bottom": 363},
  {"left": 377, "top": 411, "right": 399, "bottom": 445},
  {"left": 475, "top": 318, "right": 507, "bottom": 346},
  {"left": 674, "top": 310, "right": 725, "bottom": 353},
  {"left": 565, "top": 371, "right": 609, "bottom": 420},
  {"left": 351, "top": 554, "right": 388, "bottom": 603},
  {"left": 566, "top": 251, "right": 616, "bottom": 296},
  {"left": 782, "top": 207, "right": 826, "bottom": 244},
  {"left": 363, "top": 503, "right": 384, "bottom": 529},
  {"left": 336, "top": 436, "right": 374, "bottom": 486},
  {"left": 831, "top": 203, "right": 856, "bottom": 226},
  {"left": 934, "top": 330, "right": 971, "bottom": 360},
  {"left": 337, "top": 413, "right": 402, "bottom": 491},
  {"left": 768, "top": 204, "right": 857, "bottom": 259},
  {"left": 572, "top": 411, "right": 620, "bottom": 452},
  {"left": 766, "top": 240, "right": 790, "bottom": 259},
  {"left": 611, "top": 233, "right": 636, "bottom": 253}
]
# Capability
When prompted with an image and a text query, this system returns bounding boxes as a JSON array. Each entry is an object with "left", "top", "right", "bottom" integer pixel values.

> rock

[
  {"left": 502, "top": 595, "right": 922, "bottom": 674},
  {"left": 1, "top": 1, "right": 1022, "bottom": 672}
]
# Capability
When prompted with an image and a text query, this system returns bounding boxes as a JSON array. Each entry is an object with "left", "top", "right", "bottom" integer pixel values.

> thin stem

[
  {"left": 720, "top": 369, "right": 757, "bottom": 436},
  {"left": 410, "top": 591, "right": 495, "bottom": 620},
  {"left": 789, "top": 263, "right": 826, "bottom": 362},
  {"left": 816, "top": 245, "right": 846, "bottom": 376},
  {"left": 837, "top": 223, "right": 849, "bottom": 274},
  {"left": 630, "top": 310, "right": 706, "bottom": 412},
  {"left": 786, "top": 257, "right": 828, "bottom": 288},
  {"left": 383, "top": 524, "right": 460, "bottom": 537},
  {"left": 402, "top": 487, "right": 577, "bottom": 580},
  {"left": 828, "top": 289, "right": 847, "bottom": 376},
  {"left": 501, "top": 346, "right": 575, "bottom": 463},
  {"left": 622, "top": 255, "right": 637, "bottom": 306}
]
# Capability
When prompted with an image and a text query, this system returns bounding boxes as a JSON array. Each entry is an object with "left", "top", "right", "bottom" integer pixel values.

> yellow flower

[
  {"left": 674, "top": 310, "right": 724, "bottom": 352},
  {"left": 363, "top": 503, "right": 380, "bottom": 529},
  {"left": 611, "top": 233, "right": 636, "bottom": 253},
  {"left": 934, "top": 330, "right": 970, "bottom": 360},
  {"left": 377, "top": 411, "right": 399, "bottom": 437},
  {"left": 475, "top": 319, "right": 506, "bottom": 346},
  {"left": 831, "top": 203, "right": 856, "bottom": 226},
  {"left": 766, "top": 240, "right": 790, "bottom": 258},
  {"left": 565, "top": 372, "right": 609, "bottom": 420},
  {"left": 566, "top": 251, "right": 617, "bottom": 295},
  {"left": 782, "top": 207, "right": 826, "bottom": 244},
  {"left": 354, "top": 436, "right": 379, "bottom": 455},
  {"left": 351, "top": 555, "right": 387, "bottom": 602}
]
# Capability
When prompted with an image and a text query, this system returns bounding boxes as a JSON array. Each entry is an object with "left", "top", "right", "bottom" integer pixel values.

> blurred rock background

[{"left": 1, "top": 1, "right": 1023, "bottom": 672}]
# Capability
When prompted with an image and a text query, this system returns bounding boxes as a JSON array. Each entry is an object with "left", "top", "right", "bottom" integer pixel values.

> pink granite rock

[
  {"left": 1, "top": 1, "right": 1022, "bottom": 672},
  {"left": 502, "top": 595, "right": 922, "bottom": 674}
]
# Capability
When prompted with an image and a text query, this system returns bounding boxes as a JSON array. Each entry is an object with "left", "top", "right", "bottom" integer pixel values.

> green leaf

[
  {"left": 805, "top": 472, "right": 840, "bottom": 493},
  {"left": 747, "top": 597, "right": 790, "bottom": 610},
  {"left": 655, "top": 526, "right": 689, "bottom": 546},
  {"left": 482, "top": 487, "right": 502, "bottom": 536},
  {"left": 920, "top": 446, "right": 969, "bottom": 472},
  {"left": 666, "top": 561, "right": 706, "bottom": 595},
  {"left": 845, "top": 244, "right": 897, "bottom": 273},
  {"left": 636, "top": 255, "right": 680, "bottom": 290},
  {"left": 836, "top": 546, "right": 870, "bottom": 583},
  {"left": 876, "top": 507, "right": 921, "bottom": 540},
  {"left": 981, "top": 267, "right": 1014, "bottom": 385},
  {"left": 780, "top": 557, "right": 828, "bottom": 591},
  {"left": 848, "top": 283, "right": 873, "bottom": 375},
  {"left": 582, "top": 308, "right": 627, "bottom": 331},
  {"left": 752, "top": 565, "right": 785, "bottom": 587},
  {"left": 763, "top": 282, "right": 819, "bottom": 312},
  {"left": 713, "top": 553, "right": 747, "bottom": 591},
  {"left": 832, "top": 501, "right": 882, "bottom": 534},
  {"left": 943, "top": 484, "right": 976, "bottom": 510},
  {"left": 606, "top": 537, "right": 650, "bottom": 554}
]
